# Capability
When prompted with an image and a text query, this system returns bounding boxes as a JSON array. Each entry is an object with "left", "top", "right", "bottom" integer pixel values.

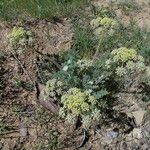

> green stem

[{"left": 93, "top": 31, "right": 106, "bottom": 61}]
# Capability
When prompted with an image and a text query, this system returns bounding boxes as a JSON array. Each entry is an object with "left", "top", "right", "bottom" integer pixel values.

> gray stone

[
  {"left": 132, "top": 128, "right": 142, "bottom": 139},
  {"left": 19, "top": 122, "right": 28, "bottom": 137},
  {"left": 105, "top": 130, "right": 119, "bottom": 140},
  {"left": 132, "top": 111, "right": 145, "bottom": 126}
]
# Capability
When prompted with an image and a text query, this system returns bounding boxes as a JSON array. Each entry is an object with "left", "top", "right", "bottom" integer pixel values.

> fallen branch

[
  {"left": 35, "top": 82, "right": 59, "bottom": 113},
  {"left": 77, "top": 128, "right": 88, "bottom": 148},
  {"left": 34, "top": 49, "right": 62, "bottom": 70}
]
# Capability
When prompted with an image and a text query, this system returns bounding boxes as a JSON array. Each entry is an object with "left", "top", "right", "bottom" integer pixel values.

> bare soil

[{"left": 92, "top": 0, "right": 150, "bottom": 30}]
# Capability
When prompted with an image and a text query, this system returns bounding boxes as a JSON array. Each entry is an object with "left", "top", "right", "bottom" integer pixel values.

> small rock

[
  {"left": 132, "top": 128, "right": 142, "bottom": 139},
  {"left": 19, "top": 122, "right": 28, "bottom": 137},
  {"left": 132, "top": 111, "right": 145, "bottom": 126},
  {"left": 105, "top": 130, "right": 119, "bottom": 141}
]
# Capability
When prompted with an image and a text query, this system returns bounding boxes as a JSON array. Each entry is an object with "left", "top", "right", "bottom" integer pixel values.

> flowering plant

[
  {"left": 90, "top": 17, "right": 119, "bottom": 36},
  {"left": 106, "top": 47, "right": 145, "bottom": 76},
  {"left": 8, "top": 27, "right": 33, "bottom": 53},
  {"left": 59, "top": 88, "right": 102, "bottom": 128},
  {"left": 44, "top": 79, "right": 66, "bottom": 101}
]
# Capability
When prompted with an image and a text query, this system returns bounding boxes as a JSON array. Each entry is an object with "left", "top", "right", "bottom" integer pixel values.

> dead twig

[
  {"left": 34, "top": 49, "right": 62, "bottom": 70},
  {"left": 0, "top": 130, "right": 19, "bottom": 136}
]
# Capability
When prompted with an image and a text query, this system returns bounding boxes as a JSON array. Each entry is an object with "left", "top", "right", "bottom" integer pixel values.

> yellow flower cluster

[
  {"left": 112, "top": 47, "right": 137, "bottom": 62},
  {"left": 100, "top": 17, "right": 118, "bottom": 28},
  {"left": 90, "top": 17, "right": 119, "bottom": 36},
  {"left": 106, "top": 47, "right": 145, "bottom": 77},
  {"left": 61, "top": 88, "right": 96, "bottom": 115},
  {"left": 9, "top": 27, "right": 27, "bottom": 45},
  {"left": 8, "top": 27, "right": 32, "bottom": 53}
]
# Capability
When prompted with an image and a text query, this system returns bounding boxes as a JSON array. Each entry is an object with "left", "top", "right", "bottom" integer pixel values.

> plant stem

[{"left": 93, "top": 32, "right": 106, "bottom": 61}]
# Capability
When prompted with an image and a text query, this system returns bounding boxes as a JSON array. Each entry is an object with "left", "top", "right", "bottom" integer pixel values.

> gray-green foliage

[
  {"left": 25, "top": 4, "right": 147, "bottom": 128},
  {"left": 55, "top": 46, "right": 146, "bottom": 128},
  {"left": 49, "top": 29, "right": 147, "bottom": 129},
  {"left": 44, "top": 79, "right": 65, "bottom": 101},
  {"left": 48, "top": 54, "right": 113, "bottom": 128}
]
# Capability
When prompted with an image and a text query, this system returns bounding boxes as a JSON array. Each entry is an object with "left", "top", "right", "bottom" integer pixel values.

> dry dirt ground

[
  {"left": 0, "top": 19, "right": 76, "bottom": 150},
  {"left": 0, "top": 0, "right": 150, "bottom": 150},
  {"left": 92, "top": 0, "right": 150, "bottom": 30}
]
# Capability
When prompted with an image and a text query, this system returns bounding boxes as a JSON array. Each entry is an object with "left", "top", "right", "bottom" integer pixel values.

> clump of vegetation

[
  {"left": 48, "top": 36, "right": 146, "bottom": 129},
  {"left": 0, "top": 122, "right": 9, "bottom": 133},
  {"left": 36, "top": 129, "right": 59, "bottom": 150},
  {"left": 90, "top": 16, "right": 119, "bottom": 58},
  {"left": 44, "top": 79, "right": 66, "bottom": 101},
  {"left": 8, "top": 27, "right": 32, "bottom": 53},
  {"left": 47, "top": 54, "right": 112, "bottom": 128},
  {"left": 55, "top": 50, "right": 145, "bottom": 128},
  {"left": 90, "top": 16, "right": 119, "bottom": 36},
  {"left": 9, "top": 27, "right": 26, "bottom": 44},
  {"left": 0, "top": 0, "right": 87, "bottom": 21},
  {"left": 77, "top": 59, "right": 93, "bottom": 71},
  {"left": 59, "top": 88, "right": 101, "bottom": 128},
  {"left": 106, "top": 47, "right": 145, "bottom": 76}
]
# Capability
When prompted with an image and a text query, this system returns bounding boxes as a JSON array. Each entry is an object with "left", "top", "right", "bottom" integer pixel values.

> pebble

[
  {"left": 105, "top": 130, "right": 119, "bottom": 140},
  {"left": 132, "top": 128, "right": 142, "bottom": 139},
  {"left": 132, "top": 110, "right": 145, "bottom": 126}
]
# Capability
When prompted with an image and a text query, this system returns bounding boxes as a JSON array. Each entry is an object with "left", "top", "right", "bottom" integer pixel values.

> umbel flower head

[
  {"left": 8, "top": 27, "right": 33, "bottom": 53},
  {"left": 9, "top": 27, "right": 27, "bottom": 45},
  {"left": 112, "top": 47, "right": 137, "bottom": 62},
  {"left": 59, "top": 88, "right": 101, "bottom": 127},
  {"left": 61, "top": 88, "right": 96, "bottom": 115},
  {"left": 77, "top": 58, "right": 93, "bottom": 70},
  {"left": 106, "top": 47, "right": 145, "bottom": 77},
  {"left": 90, "top": 17, "right": 119, "bottom": 36}
]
